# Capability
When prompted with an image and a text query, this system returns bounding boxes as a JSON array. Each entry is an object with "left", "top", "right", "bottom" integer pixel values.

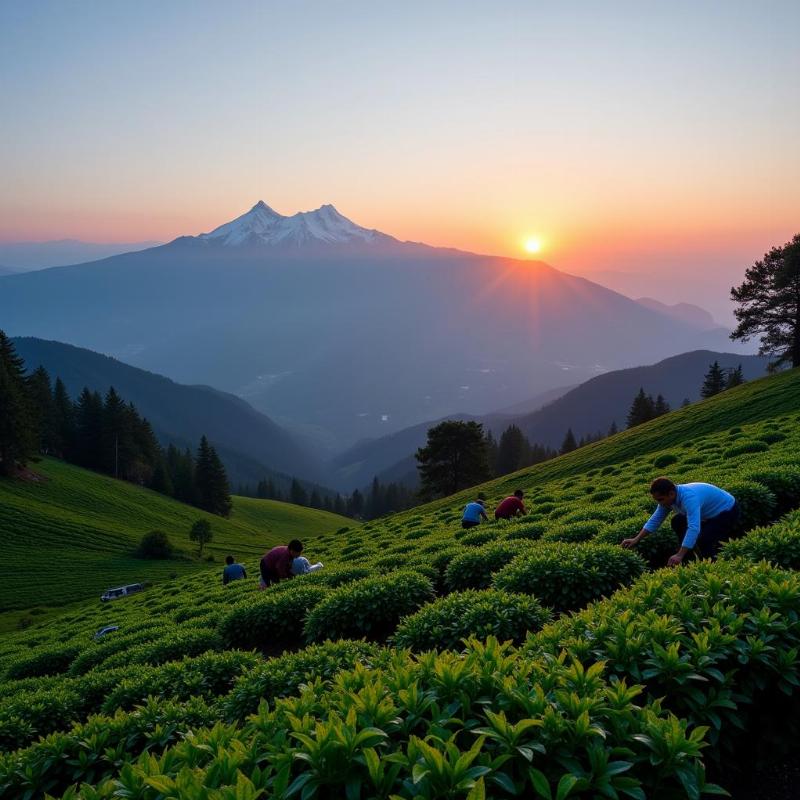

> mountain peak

[{"left": 198, "top": 202, "right": 394, "bottom": 248}]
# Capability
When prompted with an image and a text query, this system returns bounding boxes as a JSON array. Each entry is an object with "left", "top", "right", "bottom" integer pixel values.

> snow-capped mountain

[{"left": 197, "top": 201, "right": 396, "bottom": 247}]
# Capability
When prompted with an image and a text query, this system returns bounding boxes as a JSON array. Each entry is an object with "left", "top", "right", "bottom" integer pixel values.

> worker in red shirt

[
  {"left": 494, "top": 489, "right": 526, "bottom": 520},
  {"left": 260, "top": 539, "right": 304, "bottom": 588}
]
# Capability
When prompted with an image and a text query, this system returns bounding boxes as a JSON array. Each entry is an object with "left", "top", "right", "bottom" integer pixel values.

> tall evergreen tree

[
  {"left": 0, "top": 331, "right": 35, "bottom": 475},
  {"left": 496, "top": 425, "right": 528, "bottom": 476},
  {"left": 74, "top": 388, "right": 104, "bottom": 469},
  {"left": 701, "top": 361, "right": 727, "bottom": 398},
  {"left": 731, "top": 233, "right": 800, "bottom": 368},
  {"left": 26, "top": 366, "right": 57, "bottom": 454},
  {"left": 627, "top": 388, "right": 655, "bottom": 428},
  {"left": 653, "top": 394, "right": 671, "bottom": 417},
  {"left": 195, "top": 436, "right": 232, "bottom": 517},
  {"left": 289, "top": 478, "right": 308, "bottom": 506},
  {"left": 559, "top": 428, "right": 578, "bottom": 454},
  {"left": 348, "top": 488, "right": 364, "bottom": 517},
  {"left": 725, "top": 364, "right": 745, "bottom": 389},
  {"left": 150, "top": 456, "right": 175, "bottom": 496},
  {"left": 608, "top": 420, "right": 618, "bottom": 436},
  {"left": 52, "top": 377, "right": 75, "bottom": 458},
  {"left": 416, "top": 420, "right": 491, "bottom": 500}
]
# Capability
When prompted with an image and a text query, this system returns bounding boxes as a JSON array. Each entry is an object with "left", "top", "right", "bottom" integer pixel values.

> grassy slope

[
  {"left": 0, "top": 458, "right": 353, "bottom": 613},
  {"left": 421, "top": 367, "right": 800, "bottom": 513}
]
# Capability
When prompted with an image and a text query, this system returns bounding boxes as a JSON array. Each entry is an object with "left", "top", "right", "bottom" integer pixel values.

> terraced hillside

[
  {"left": 0, "top": 368, "right": 799, "bottom": 799},
  {"left": 0, "top": 458, "right": 354, "bottom": 612}
]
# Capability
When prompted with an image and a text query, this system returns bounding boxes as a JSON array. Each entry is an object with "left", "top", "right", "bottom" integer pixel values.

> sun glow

[{"left": 524, "top": 237, "right": 542, "bottom": 254}]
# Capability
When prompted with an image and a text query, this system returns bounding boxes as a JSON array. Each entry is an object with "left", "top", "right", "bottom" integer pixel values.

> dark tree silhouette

[
  {"left": 416, "top": 420, "right": 491, "bottom": 499},
  {"left": 731, "top": 233, "right": 800, "bottom": 368}
]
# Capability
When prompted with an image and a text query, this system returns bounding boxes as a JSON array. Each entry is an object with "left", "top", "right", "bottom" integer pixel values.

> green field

[
  {"left": 0, "top": 458, "right": 354, "bottom": 613},
  {"left": 0, "top": 368, "right": 799, "bottom": 798}
]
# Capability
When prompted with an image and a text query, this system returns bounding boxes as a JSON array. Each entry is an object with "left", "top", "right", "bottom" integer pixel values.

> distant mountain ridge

[
  {"left": 12, "top": 337, "right": 326, "bottom": 491},
  {"left": 329, "top": 349, "right": 770, "bottom": 491},
  {"left": 635, "top": 297, "right": 719, "bottom": 331},
  {"left": 0, "top": 201, "right": 751, "bottom": 450},
  {"left": 0, "top": 239, "right": 161, "bottom": 271}
]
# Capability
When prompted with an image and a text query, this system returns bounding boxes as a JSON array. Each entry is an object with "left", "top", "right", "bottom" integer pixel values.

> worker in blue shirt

[
  {"left": 622, "top": 477, "right": 739, "bottom": 566},
  {"left": 222, "top": 555, "right": 247, "bottom": 585},
  {"left": 461, "top": 498, "right": 489, "bottom": 529}
]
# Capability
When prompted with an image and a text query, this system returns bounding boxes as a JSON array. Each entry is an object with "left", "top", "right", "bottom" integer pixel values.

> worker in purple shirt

[
  {"left": 622, "top": 477, "right": 739, "bottom": 566},
  {"left": 259, "top": 539, "right": 304, "bottom": 588}
]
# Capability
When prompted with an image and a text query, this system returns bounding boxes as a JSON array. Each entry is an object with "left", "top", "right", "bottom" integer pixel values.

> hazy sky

[{"left": 1, "top": 0, "right": 798, "bottom": 313}]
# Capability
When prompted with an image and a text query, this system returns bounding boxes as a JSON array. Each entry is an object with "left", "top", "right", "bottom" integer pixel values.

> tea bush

[
  {"left": 304, "top": 571, "right": 435, "bottom": 642},
  {"left": 444, "top": 541, "right": 526, "bottom": 591},
  {"left": 742, "top": 468, "right": 800, "bottom": 515},
  {"left": 392, "top": 589, "right": 550, "bottom": 650},
  {"left": 726, "top": 480, "right": 777, "bottom": 532},
  {"left": 220, "top": 585, "right": 330, "bottom": 651},
  {"left": 493, "top": 543, "right": 646, "bottom": 611},
  {"left": 720, "top": 511, "right": 800, "bottom": 570},
  {"left": 541, "top": 520, "right": 605, "bottom": 543}
]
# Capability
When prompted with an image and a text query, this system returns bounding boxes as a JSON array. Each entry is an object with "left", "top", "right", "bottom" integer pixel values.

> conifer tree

[
  {"left": 653, "top": 394, "right": 671, "bottom": 417},
  {"left": 52, "top": 377, "right": 75, "bottom": 458},
  {"left": 560, "top": 428, "right": 578, "bottom": 454},
  {"left": 26, "top": 366, "right": 57, "bottom": 454},
  {"left": 416, "top": 420, "right": 491, "bottom": 499},
  {"left": 0, "top": 331, "right": 35, "bottom": 475},
  {"left": 608, "top": 420, "right": 618, "bottom": 436},
  {"left": 150, "top": 456, "right": 174, "bottom": 496},
  {"left": 681, "top": 397, "right": 691, "bottom": 408},
  {"left": 701, "top": 361, "right": 727, "bottom": 398},
  {"left": 725, "top": 364, "right": 745, "bottom": 389},
  {"left": 348, "top": 488, "right": 364, "bottom": 517},
  {"left": 731, "top": 233, "right": 800, "bottom": 368},
  {"left": 290, "top": 478, "right": 308, "bottom": 506},
  {"left": 496, "top": 425, "right": 528, "bottom": 476},
  {"left": 627, "top": 388, "right": 655, "bottom": 428},
  {"left": 195, "top": 436, "right": 232, "bottom": 516},
  {"left": 74, "top": 388, "right": 104, "bottom": 469}
]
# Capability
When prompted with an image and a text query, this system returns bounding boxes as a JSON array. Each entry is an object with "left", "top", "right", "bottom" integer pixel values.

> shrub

[
  {"left": 403, "top": 528, "right": 431, "bottom": 540},
  {"left": 504, "top": 522, "right": 547, "bottom": 542},
  {"left": 304, "top": 571, "right": 434, "bottom": 643},
  {"left": 761, "top": 431, "right": 787, "bottom": 444},
  {"left": 392, "top": 589, "right": 550, "bottom": 650},
  {"left": 541, "top": 521, "right": 605, "bottom": 544},
  {"left": 589, "top": 489, "right": 614, "bottom": 503},
  {"left": 726, "top": 481, "right": 777, "bottom": 533},
  {"left": 458, "top": 529, "right": 498, "bottom": 547},
  {"left": 493, "top": 543, "right": 646, "bottom": 612},
  {"left": 723, "top": 440, "right": 770, "bottom": 458},
  {"left": 137, "top": 530, "right": 174, "bottom": 559},
  {"left": 222, "top": 640, "right": 386, "bottom": 720},
  {"left": 653, "top": 453, "right": 679, "bottom": 469},
  {"left": 5, "top": 646, "right": 79, "bottom": 680},
  {"left": 444, "top": 541, "right": 526, "bottom": 592},
  {"left": 742, "top": 468, "right": 800, "bottom": 515},
  {"left": 720, "top": 513, "right": 800, "bottom": 570},
  {"left": 220, "top": 585, "right": 329, "bottom": 651},
  {"left": 526, "top": 560, "right": 800, "bottom": 761},
  {"left": 594, "top": 522, "right": 678, "bottom": 569}
]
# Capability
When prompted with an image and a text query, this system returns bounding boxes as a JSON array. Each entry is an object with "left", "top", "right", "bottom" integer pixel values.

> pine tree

[
  {"left": 608, "top": 421, "right": 618, "bottom": 436},
  {"left": 731, "top": 233, "right": 800, "bottom": 368},
  {"left": 560, "top": 428, "right": 578, "bottom": 454},
  {"left": 26, "top": 366, "right": 57, "bottom": 454},
  {"left": 653, "top": 394, "right": 671, "bottom": 417},
  {"left": 627, "top": 388, "right": 655, "bottom": 428},
  {"left": 334, "top": 494, "right": 346, "bottom": 515},
  {"left": 195, "top": 436, "right": 232, "bottom": 516},
  {"left": 74, "top": 388, "right": 104, "bottom": 469},
  {"left": 416, "top": 420, "right": 491, "bottom": 500},
  {"left": 348, "top": 488, "right": 364, "bottom": 517},
  {"left": 496, "top": 425, "right": 529, "bottom": 476},
  {"left": 0, "top": 331, "right": 36, "bottom": 475},
  {"left": 52, "top": 378, "right": 75, "bottom": 458},
  {"left": 289, "top": 478, "right": 308, "bottom": 506},
  {"left": 681, "top": 397, "right": 691, "bottom": 408},
  {"left": 725, "top": 364, "right": 745, "bottom": 389},
  {"left": 150, "top": 454, "right": 174, "bottom": 496},
  {"left": 701, "top": 361, "right": 726, "bottom": 398}
]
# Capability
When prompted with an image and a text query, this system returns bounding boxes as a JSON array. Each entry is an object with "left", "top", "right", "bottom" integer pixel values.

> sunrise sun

[{"left": 524, "top": 237, "right": 542, "bottom": 254}]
